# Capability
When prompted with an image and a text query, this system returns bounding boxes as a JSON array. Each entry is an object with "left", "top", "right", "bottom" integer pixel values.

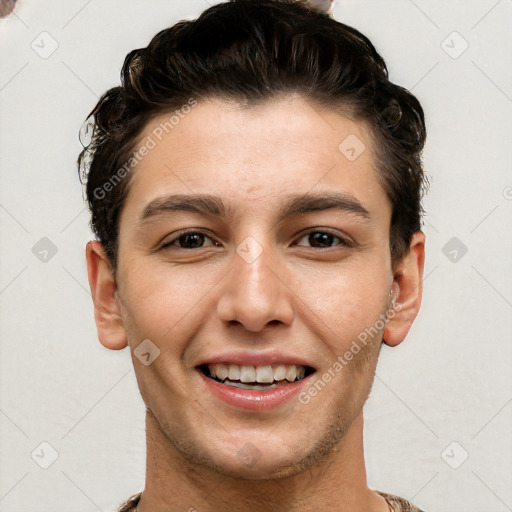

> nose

[{"left": 216, "top": 241, "right": 295, "bottom": 332}]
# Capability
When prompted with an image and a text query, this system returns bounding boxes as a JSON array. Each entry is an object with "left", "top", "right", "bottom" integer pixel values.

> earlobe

[
  {"left": 85, "top": 241, "right": 128, "bottom": 350},
  {"left": 383, "top": 231, "right": 425, "bottom": 347}
]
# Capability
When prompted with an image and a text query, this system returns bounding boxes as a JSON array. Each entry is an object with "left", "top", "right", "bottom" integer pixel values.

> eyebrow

[
  {"left": 279, "top": 192, "right": 370, "bottom": 220},
  {"left": 138, "top": 191, "right": 371, "bottom": 225}
]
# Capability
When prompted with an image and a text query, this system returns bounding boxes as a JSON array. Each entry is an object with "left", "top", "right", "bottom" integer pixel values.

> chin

[
  {"left": 212, "top": 453, "right": 308, "bottom": 480},
  {"left": 200, "top": 433, "right": 320, "bottom": 480}
]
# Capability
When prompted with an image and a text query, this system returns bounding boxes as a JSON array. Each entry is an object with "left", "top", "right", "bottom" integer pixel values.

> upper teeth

[{"left": 208, "top": 364, "right": 306, "bottom": 383}]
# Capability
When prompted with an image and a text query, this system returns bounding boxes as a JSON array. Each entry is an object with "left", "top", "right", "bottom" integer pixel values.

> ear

[
  {"left": 383, "top": 231, "right": 425, "bottom": 347},
  {"left": 85, "top": 240, "right": 127, "bottom": 350}
]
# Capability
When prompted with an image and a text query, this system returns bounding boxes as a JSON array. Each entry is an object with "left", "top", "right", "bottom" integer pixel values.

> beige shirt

[
  {"left": 116, "top": 491, "right": 425, "bottom": 511},
  {"left": 378, "top": 491, "right": 425, "bottom": 512}
]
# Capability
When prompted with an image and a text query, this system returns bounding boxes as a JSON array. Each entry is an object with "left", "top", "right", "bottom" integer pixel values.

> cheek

[
  {"left": 118, "top": 259, "right": 225, "bottom": 342},
  {"left": 289, "top": 260, "right": 389, "bottom": 347}
]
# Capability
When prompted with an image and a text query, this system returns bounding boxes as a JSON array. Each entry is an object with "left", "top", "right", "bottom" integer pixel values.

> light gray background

[{"left": 1, "top": 1, "right": 511, "bottom": 511}]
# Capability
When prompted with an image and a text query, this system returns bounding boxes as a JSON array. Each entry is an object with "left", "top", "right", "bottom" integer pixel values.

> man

[{"left": 79, "top": 1, "right": 427, "bottom": 510}]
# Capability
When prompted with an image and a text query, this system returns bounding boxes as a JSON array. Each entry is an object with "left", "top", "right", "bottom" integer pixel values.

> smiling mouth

[{"left": 198, "top": 363, "right": 315, "bottom": 390}]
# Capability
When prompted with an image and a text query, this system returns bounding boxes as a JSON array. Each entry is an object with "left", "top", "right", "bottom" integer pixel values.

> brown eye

[
  {"left": 161, "top": 231, "right": 217, "bottom": 250},
  {"left": 295, "top": 231, "right": 351, "bottom": 249},
  {"left": 178, "top": 233, "right": 206, "bottom": 249},
  {"left": 310, "top": 232, "right": 334, "bottom": 248}
]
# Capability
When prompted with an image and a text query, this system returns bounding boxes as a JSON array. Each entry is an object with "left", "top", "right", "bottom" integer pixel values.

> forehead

[{"left": 123, "top": 94, "right": 388, "bottom": 218}]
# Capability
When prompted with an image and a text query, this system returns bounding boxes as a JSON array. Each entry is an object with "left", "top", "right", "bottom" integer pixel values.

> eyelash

[{"left": 160, "top": 229, "right": 353, "bottom": 250}]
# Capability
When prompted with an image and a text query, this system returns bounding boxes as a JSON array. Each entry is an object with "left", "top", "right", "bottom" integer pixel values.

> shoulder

[{"left": 377, "top": 491, "right": 426, "bottom": 512}]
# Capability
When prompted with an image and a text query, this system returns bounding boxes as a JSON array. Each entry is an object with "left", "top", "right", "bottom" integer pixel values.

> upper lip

[{"left": 195, "top": 350, "right": 316, "bottom": 370}]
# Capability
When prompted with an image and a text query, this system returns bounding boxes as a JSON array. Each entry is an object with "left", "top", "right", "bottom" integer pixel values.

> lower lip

[{"left": 197, "top": 369, "right": 312, "bottom": 411}]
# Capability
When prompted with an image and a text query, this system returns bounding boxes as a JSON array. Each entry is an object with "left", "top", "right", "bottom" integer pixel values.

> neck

[{"left": 137, "top": 411, "right": 389, "bottom": 512}]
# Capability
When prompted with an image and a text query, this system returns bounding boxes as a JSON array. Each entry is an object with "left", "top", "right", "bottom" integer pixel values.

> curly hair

[{"left": 78, "top": 0, "right": 427, "bottom": 275}]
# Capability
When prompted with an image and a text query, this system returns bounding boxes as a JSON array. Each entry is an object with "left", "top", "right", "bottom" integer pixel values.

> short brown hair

[{"left": 78, "top": 0, "right": 427, "bottom": 274}]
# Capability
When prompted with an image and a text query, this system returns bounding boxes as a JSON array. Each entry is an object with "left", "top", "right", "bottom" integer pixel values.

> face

[{"left": 113, "top": 94, "right": 396, "bottom": 478}]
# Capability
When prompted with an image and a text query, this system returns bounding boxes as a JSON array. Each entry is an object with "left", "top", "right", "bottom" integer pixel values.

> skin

[{"left": 86, "top": 94, "right": 425, "bottom": 512}]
